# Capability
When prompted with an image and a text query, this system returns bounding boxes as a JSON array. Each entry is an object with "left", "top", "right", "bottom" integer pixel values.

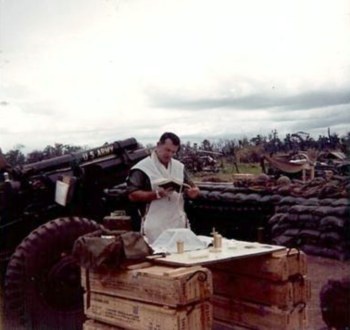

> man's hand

[
  {"left": 155, "top": 187, "right": 172, "bottom": 199},
  {"left": 129, "top": 187, "right": 172, "bottom": 202},
  {"left": 185, "top": 186, "right": 200, "bottom": 199}
]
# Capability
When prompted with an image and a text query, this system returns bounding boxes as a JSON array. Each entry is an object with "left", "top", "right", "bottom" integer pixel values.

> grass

[{"left": 192, "top": 162, "right": 263, "bottom": 182}]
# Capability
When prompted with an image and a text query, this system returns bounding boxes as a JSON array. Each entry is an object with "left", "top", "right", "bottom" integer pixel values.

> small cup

[
  {"left": 216, "top": 234, "right": 222, "bottom": 248},
  {"left": 176, "top": 240, "right": 184, "bottom": 253},
  {"left": 213, "top": 234, "right": 222, "bottom": 249}
]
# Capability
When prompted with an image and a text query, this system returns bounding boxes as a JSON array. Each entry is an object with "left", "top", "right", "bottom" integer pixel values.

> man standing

[{"left": 127, "top": 132, "right": 200, "bottom": 243}]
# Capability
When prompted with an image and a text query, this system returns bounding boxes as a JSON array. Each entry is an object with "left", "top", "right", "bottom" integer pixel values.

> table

[{"left": 148, "top": 240, "right": 285, "bottom": 267}]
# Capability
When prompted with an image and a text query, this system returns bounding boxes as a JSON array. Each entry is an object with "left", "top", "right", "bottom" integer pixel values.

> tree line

[{"left": 2, "top": 130, "right": 349, "bottom": 167}]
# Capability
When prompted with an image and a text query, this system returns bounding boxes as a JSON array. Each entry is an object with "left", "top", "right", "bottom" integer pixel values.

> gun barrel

[{"left": 22, "top": 138, "right": 140, "bottom": 175}]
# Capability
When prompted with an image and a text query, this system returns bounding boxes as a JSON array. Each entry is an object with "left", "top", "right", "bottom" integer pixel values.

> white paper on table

[{"left": 151, "top": 228, "right": 207, "bottom": 254}]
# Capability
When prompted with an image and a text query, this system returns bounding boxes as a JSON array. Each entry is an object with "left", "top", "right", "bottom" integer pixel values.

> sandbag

[
  {"left": 320, "top": 216, "right": 346, "bottom": 230},
  {"left": 275, "top": 205, "right": 290, "bottom": 213},
  {"left": 331, "top": 198, "right": 350, "bottom": 206},
  {"left": 268, "top": 213, "right": 288, "bottom": 225},
  {"left": 271, "top": 222, "right": 291, "bottom": 236},
  {"left": 279, "top": 196, "right": 296, "bottom": 205}
]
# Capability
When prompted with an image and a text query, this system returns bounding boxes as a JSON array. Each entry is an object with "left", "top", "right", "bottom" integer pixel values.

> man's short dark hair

[{"left": 159, "top": 132, "right": 181, "bottom": 146}]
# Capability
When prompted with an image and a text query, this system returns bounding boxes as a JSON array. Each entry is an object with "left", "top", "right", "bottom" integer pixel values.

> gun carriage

[{"left": 0, "top": 138, "right": 149, "bottom": 329}]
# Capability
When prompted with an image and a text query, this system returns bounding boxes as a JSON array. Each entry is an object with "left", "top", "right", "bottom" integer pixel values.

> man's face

[{"left": 156, "top": 138, "right": 179, "bottom": 165}]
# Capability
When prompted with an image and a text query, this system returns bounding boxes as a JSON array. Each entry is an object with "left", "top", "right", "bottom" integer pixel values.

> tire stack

[
  {"left": 270, "top": 197, "right": 350, "bottom": 261},
  {"left": 187, "top": 183, "right": 276, "bottom": 242}
]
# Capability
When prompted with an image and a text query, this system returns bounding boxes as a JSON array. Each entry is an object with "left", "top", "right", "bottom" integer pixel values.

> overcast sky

[{"left": 0, "top": 0, "right": 349, "bottom": 153}]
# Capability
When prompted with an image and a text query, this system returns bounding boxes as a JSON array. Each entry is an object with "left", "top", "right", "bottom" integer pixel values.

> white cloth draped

[{"left": 132, "top": 151, "right": 189, "bottom": 243}]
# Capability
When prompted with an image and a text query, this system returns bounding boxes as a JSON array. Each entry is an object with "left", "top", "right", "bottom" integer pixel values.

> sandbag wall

[
  {"left": 188, "top": 176, "right": 350, "bottom": 260},
  {"left": 109, "top": 176, "right": 350, "bottom": 260},
  {"left": 270, "top": 196, "right": 350, "bottom": 261}
]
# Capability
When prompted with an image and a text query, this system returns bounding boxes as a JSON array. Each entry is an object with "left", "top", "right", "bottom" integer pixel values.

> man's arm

[
  {"left": 127, "top": 169, "right": 170, "bottom": 202},
  {"left": 183, "top": 169, "right": 200, "bottom": 199},
  {"left": 184, "top": 170, "right": 195, "bottom": 187}
]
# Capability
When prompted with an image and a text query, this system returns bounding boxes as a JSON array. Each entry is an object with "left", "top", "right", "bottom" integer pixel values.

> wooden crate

[
  {"left": 211, "top": 271, "right": 310, "bottom": 308},
  {"left": 212, "top": 295, "right": 308, "bottom": 330},
  {"left": 212, "top": 270, "right": 292, "bottom": 308},
  {"left": 208, "top": 248, "right": 307, "bottom": 282},
  {"left": 293, "top": 275, "right": 311, "bottom": 305},
  {"left": 102, "top": 213, "right": 132, "bottom": 231},
  {"left": 85, "top": 292, "right": 212, "bottom": 330},
  {"left": 81, "top": 264, "right": 212, "bottom": 307},
  {"left": 213, "top": 320, "right": 251, "bottom": 330},
  {"left": 83, "top": 319, "right": 124, "bottom": 330}
]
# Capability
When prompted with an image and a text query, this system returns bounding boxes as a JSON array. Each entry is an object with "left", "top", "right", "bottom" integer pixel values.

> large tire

[
  {"left": 4, "top": 217, "right": 100, "bottom": 330},
  {"left": 320, "top": 277, "right": 350, "bottom": 329}
]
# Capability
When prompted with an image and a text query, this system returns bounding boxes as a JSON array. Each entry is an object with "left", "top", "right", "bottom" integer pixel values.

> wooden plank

[
  {"left": 212, "top": 295, "right": 308, "bottom": 330},
  {"left": 213, "top": 320, "right": 252, "bottom": 330},
  {"left": 211, "top": 270, "right": 311, "bottom": 308},
  {"left": 83, "top": 319, "right": 124, "bottom": 330},
  {"left": 121, "top": 261, "right": 152, "bottom": 270},
  {"left": 82, "top": 265, "right": 212, "bottom": 307},
  {"left": 85, "top": 292, "right": 212, "bottom": 330},
  {"left": 211, "top": 270, "right": 294, "bottom": 308},
  {"left": 208, "top": 248, "right": 307, "bottom": 282},
  {"left": 293, "top": 276, "right": 311, "bottom": 304},
  {"left": 149, "top": 241, "right": 285, "bottom": 267}
]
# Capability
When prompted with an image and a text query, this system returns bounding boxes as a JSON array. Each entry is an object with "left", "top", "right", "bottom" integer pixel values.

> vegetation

[
  {"left": 1, "top": 130, "right": 349, "bottom": 168},
  {"left": 1, "top": 143, "right": 85, "bottom": 167}
]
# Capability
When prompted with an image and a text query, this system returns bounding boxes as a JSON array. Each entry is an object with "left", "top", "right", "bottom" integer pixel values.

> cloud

[
  {"left": 150, "top": 87, "right": 350, "bottom": 111},
  {"left": 282, "top": 105, "right": 350, "bottom": 132},
  {"left": 0, "top": 0, "right": 349, "bottom": 153}
]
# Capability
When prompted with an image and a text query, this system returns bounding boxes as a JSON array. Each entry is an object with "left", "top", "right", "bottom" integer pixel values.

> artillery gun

[{"left": 0, "top": 138, "right": 149, "bottom": 329}]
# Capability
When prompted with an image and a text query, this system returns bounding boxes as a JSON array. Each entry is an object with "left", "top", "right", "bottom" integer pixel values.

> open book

[{"left": 153, "top": 178, "right": 191, "bottom": 192}]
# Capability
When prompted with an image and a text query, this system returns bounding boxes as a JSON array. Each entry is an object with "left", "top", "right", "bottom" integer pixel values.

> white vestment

[{"left": 131, "top": 151, "right": 189, "bottom": 243}]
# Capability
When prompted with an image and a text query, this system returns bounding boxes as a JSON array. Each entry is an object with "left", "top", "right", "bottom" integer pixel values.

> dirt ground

[
  {"left": 0, "top": 254, "right": 349, "bottom": 329},
  {"left": 306, "top": 255, "right": 350, "bottom": 330},
  {"left": 0, "top": 278, "right": 4, "bottom": 330}
]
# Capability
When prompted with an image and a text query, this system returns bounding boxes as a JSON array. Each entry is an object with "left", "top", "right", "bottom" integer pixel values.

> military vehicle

[
  {"left": 0, "top": 138, "right": 149, "bottom": 329},
  {"left": 179, "top": 149, "right": 223, "bottom": 173}
]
